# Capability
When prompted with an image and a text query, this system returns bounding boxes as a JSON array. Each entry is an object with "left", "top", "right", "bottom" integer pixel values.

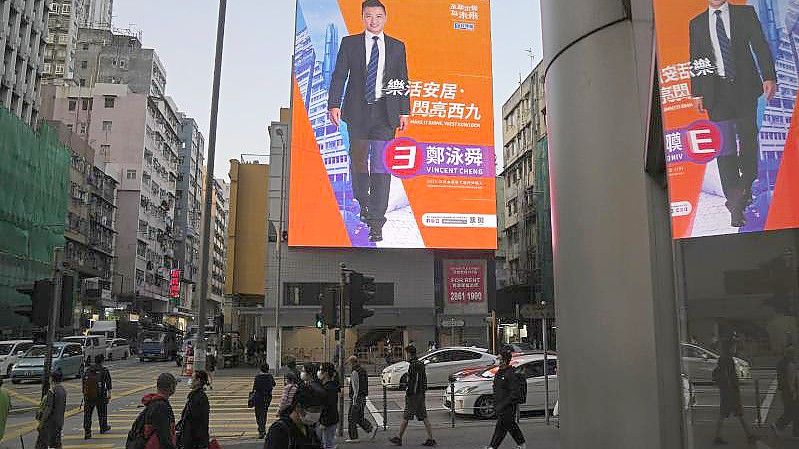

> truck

[
  {"left": 87, "top": 320, "right": 117, "bottom": 339},
  {"left": 138, "top": 325, "right": 180, "bottom": 362}
]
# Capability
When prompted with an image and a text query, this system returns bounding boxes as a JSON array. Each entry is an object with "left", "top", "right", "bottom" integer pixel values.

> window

[
  {"left": 68, "top": 99, "right": 76, "bottom": 111},
  {"left": 55, "top": 64, "right": 64, "bottom": 75},
  {"left": 79, "top": 123, "right": 87, "bottom": 134},
  {"left": 425, "top": 351, "right": 455, "bottom": 364},
  {"left": 80, "top": 60, "right": 87, "bottom": 70},
  {"left": 82, "top": 43, "right": 89, "bottom": 50},
  {"left": 61, "top": 4, "right": 71, "bottom": 14},
  {"left": 126, "top": 169, "right": 137, "bottom": 180},
  {"left": 104, "top": 97, "right": 115, "bottom": 108},
  {"left": 520, "top": 361, "right": 544, "bottom": 378},
  {"left": 102, "top": 121, "right": 112, "bottom": 131},
  {"left": 81, "top": 98, "right": 91, "bottom": 110},
  {"left": 451, "top": 350, "right": 483, "bottom": 361},
  {"left": 79, "top": 79, "right": 86, "bottom": 87}
]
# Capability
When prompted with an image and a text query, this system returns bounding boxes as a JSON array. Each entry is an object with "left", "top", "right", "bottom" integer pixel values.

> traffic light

[
  {"left": 348, "top": 271, "right": 375, "bottom": 326},
  {"left": 60, "top": 274, "right": 74, "bottom": 328},
  {"left": 314, "top": 313, "right": 324, "bottom": 329},
  {"left": 15, "top": 279, "right": 53, "bottom": 328},
  {"left": 320, "top": 287, "right": 338, "bottom": 329}
]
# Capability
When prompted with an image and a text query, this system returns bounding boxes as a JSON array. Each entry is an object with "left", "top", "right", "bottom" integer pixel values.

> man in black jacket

[
  {"left": 252, "top": 364, "right": 276, "bottom": 439},
  {"left": 486, "top": 349, "right": 525, "bottom": 449},
  {"left": 328, "top": 0, "right": 411, "bottom": 242},
  {"left": 390, "top": 346, "right": 436, "bottom": 447},
  {"left": 83, "top": 355, "right": 112, "bottom": 439},
  {"left": 346, "top": 356, "right": 376, "bottom": 442},
  {"left": 689, "top": 0, "right": 776, "bottom": 227}
]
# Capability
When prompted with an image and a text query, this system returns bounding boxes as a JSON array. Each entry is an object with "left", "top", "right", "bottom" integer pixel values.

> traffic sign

[{"left": 441, "top": 317, "right": 465, "bottom": 328}]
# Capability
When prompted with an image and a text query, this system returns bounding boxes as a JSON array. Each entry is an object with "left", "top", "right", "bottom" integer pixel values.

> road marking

[
  {"left": 760, "top": 378, "right": 779, "bottom": 422},
  {"left": 366, "top": 397, "right": 384, "bottom": 429},
  {"left": 7, "top": 388, "right": 42, "bottom": 406}
]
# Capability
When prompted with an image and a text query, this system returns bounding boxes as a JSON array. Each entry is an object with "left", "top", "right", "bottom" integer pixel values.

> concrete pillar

[
  {"left": 266, "top": 326, "right": 280, "bottom": 371},
  {"left": 542, "top": 1, "right": 685, "bottom": 448}
]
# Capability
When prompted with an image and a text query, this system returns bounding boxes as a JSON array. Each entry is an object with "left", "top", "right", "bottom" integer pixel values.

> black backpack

[{"left": 125, "top": 408, "right": 148, "bottom": 449}]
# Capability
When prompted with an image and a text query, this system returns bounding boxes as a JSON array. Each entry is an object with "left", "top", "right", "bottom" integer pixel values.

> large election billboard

[
  {"left": 653, "top": 0, "right": 799, "bottom": 239},
  {"left": 288, "top": 0, "right": 496, "bottom": 249}
]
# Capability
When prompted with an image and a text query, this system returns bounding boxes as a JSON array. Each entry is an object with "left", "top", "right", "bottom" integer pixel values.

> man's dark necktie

[
  {"left": 365, "top": 36, "right": 380, "bottom": 104},
  {"left": 715, "top": 10, "right": 736, "bottom": 80}
]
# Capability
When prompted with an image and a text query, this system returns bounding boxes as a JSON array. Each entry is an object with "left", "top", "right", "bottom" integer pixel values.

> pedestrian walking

[
  {"left": 0, "top": 377, "right": 11, "bottom": 443},
  {"left": 265, "top": 386, "right": 323, "bottom": 449},
  {"left": 247, "top": 337, "right": 257, "bottom": 366},
  {"left": 389, "top": 346, "right": 436, "bottom": 447},
  {"left": 35, "top": 369, "right": 66, "bottom": 449},
  {"left": 131, "top": 372, "right": 178, "bottom": 449},
  {"left": 285, "top": 358, "right": 301, "bottom": 382},
  {"left": 776, "top": 345, "right": 796, "bottom": 431},
  {"left": 252, "top": 363, "right": 277, "bottom": 439},
  {"left": 346, "top": 355, "right": 377, "bottom": 443},
  {"left": 83, "top": 354, "right": 112, "bottom": 439},
  {"left": 206, "top": 347, "right": 217, "bottom": 388},
  {"left": 318, "top": 362, "right": 340, "bottom": 449},
  {"left": 177, "top": 370, "right": 210, "bottom": 449},
  {"left": 485, "top": 349, "right": 526, "bottom": 449},
  {"left": 713, "top": 340, "right": 756, "bottom": 445}
]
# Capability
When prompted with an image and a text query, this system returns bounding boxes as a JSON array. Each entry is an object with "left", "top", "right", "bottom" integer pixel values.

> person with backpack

[
  {"left": 317, "top": 362, "right": 340, "bottom": 449},
  {"left": 83, "top": 354, "right": 113, "bottom": 439},
  {"left": 35, "top": 369, "right": 66, "bottom": 449},
  {"left": 347, "top": 355, "right": 376, "bottom": 443},
  {"left": 485, "top": 349, "right": 526, "bottom": 449},
  {"left": 390, "top": 346, "right": 436, "bottom": 447},
  {"left": 127, "top": 373, "right": 178, "bottom": 449},
  {"left": 265, "top": 384, "right": 323, "bottom": 449},
  {"left": 176, "top": 370, "right": 210, "bottom": 449},
  {"left": 713, "top": 340, "right": 756, "bottom": 445},
  {"left": 252, "top": 363, "right": 277, "bottom": 439}
]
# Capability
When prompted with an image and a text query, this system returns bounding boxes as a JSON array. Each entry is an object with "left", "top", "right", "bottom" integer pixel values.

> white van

[
  {"left": 0, "top": 340, "right": 34, "bottom": 377},
  {"left": 62, "top": 335, "right": 107, "bottom": 364}
]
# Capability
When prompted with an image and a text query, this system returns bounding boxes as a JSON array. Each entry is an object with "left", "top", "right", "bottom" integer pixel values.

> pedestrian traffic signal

[
  {"left": 320, "top": 287, "right": 338, "bottom": 329},
  {"left": 315, "top": 313, "right": 324, "bottom": 329},
  {"left": 348, "top": 271, "right": 375, "bottom": 326}
]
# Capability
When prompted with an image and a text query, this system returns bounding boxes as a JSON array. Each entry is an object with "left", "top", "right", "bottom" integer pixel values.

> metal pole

[
  {"left": 450, "top": 380, "right": 456, "bottom": 428},
  {"left": 383, "top": 383, "right": 388, "bottom": 431},
  {"left": 197, "top": 0, "right": 227, "bottom": 372},
  {"left": 543, "top": 312, "right": 550, "bottom": 425},
  {"left": 274, "top": 132, "right": 288, "bottom": 371},
  {"left": 42, "top": 247, "right": 64, "bottom": 398},
  {"left": 754, "top": 377, "right": 762, "bottom": 425},
  {"left": 337, "top": 263, "right": 347, "bottom": 438}
]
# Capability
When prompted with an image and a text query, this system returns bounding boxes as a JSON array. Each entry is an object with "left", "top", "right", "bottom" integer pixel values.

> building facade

[
  {"left": 48, "top": 121, "right": 117, "bottom": 325},
  {"left": 174, "top": 115, "right": 205, "bottom": 318},
  {"left": 200, "top": 175, "right": 228, "bottom": 320},
  {"left": 224, "top": 157, "right": 269, "bottom": 339},
  {"left": 78, "top": 0, "right": 112, "bottom": 30},
  {"left": 42, "top": 0, "right": 81, "bottom": 84},
  {"left": 0, "top": 0, "right": 48, "bottom": 125}
]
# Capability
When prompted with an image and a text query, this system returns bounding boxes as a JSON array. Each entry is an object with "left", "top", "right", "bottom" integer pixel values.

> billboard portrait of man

[
  {"left": 327, "top": 0, "right": 411, "bottom": 243},
  {"left": 689, "top": 0, "right": 776, "bottom": 228}
]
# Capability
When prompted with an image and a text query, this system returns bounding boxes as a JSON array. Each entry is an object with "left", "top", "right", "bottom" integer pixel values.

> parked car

[
  {"left": 382, "top": 347, "right": 496, "bottom": 389},
  {"left": 139, "top": 330, "right": 179, "bottom": 362},
  {"left": 105, "top": 338, "right": 130, "bottom": 361},
  {"left": 11, "top": 343, "right": 85, "bottom": 383},
  {"left": 62, "top": 335, "right": 106, "bottom": 364},
  {"left": 443, "top": 353, "right": 559, "bottom": 419},
  {"left": 0, "top": 340, "right": 34, "bottom": 378},
  {"left": 680, "top": 342, "right": 751, "bottom": 383}
]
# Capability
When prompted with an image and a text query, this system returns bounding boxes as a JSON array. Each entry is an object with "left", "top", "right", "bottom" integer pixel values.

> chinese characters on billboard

[
  {"left": 288, "top": 0, "right": 497, "bottom": 249},
  {"left": 653, "top": 0, "right": 799, "bottom": 239},
  {"left": 169, "top": 269, "right": 180, "bottom": 299},
  {"left": 443, "top": 259, "right": 487, "bottom": 316}
]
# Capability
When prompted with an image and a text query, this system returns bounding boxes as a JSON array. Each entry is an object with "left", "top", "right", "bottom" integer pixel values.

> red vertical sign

[{"left": 170, "top": 269, "right": 181, "bottom": 299}]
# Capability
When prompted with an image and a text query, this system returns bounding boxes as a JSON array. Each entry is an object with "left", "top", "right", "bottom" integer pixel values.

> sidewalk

[{"left": 224, "top": 421, "right": 560, "bottom": 449}]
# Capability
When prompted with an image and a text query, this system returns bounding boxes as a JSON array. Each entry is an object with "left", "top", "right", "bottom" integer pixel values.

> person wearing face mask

[
  {"left": 317, "top": 363, "right": 340, "bottom": 449},
  {"left": 265, "top": 387, "right": 323, "bottom": 449},
  {"left": 301, "top": 363, "right": 327, "bottom": 410},
  {"left": 176, "top": 371, "right": 210, "bottom": 449},
  {"left": 346, "top": 355, "right": 376, "bottom": 443}
]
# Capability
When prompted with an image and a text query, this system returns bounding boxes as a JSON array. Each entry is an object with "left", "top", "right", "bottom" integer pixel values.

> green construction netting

[{"left": 0, "top": 107, "right": 69, "bottom": 336}]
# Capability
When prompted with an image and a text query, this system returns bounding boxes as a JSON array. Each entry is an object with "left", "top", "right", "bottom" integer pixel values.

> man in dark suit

[
  {"left": 328, "top": 0, "right": 411, "bottom": 242},
  {"left": 690, "top": 0, "right": 776, "bottom": 227}
]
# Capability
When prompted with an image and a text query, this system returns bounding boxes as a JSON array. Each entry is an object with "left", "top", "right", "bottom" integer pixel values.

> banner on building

[
  {"left": 288, "top": 0, "right": 496, "bottom": 249},
  {"left": 170, "top": 269, "right": 181, "bottom": 299},
  {"left": 443, "top": 259, "right": 487, "bottom": 315},
  {"left": 652, "top": 0, "right": 799, "bottom": 239}
]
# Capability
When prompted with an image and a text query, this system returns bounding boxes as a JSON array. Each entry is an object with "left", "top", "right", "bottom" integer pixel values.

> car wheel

[
  {"left": 474, "top": 395, "right": 496, "bottom": 419},
  {"left": 123, "top": 352, "right": 129, "bottom": 360},
  {"left": 11, "top": 379, "right": 19, "bottom": 385},
  {"left": 399, "top": 373, "right": 408, "bottom": 390}
]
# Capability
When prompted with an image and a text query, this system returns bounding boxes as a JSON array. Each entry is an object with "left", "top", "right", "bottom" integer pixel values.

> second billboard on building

[
  {"left": 288, "top": 0, "right": 496, "bottom": 249},
  {"left": 653, "top": 0, "right": 799, "bottom": 239}
]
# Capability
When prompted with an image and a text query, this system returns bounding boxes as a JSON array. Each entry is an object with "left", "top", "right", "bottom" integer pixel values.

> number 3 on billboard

[{"left": 390, "top": 146, "right": 417, "bottom": 170}]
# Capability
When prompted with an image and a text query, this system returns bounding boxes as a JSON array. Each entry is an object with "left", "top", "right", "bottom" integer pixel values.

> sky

[{"left": 113, "top": 0, "right": 543, "bottom": 178}]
